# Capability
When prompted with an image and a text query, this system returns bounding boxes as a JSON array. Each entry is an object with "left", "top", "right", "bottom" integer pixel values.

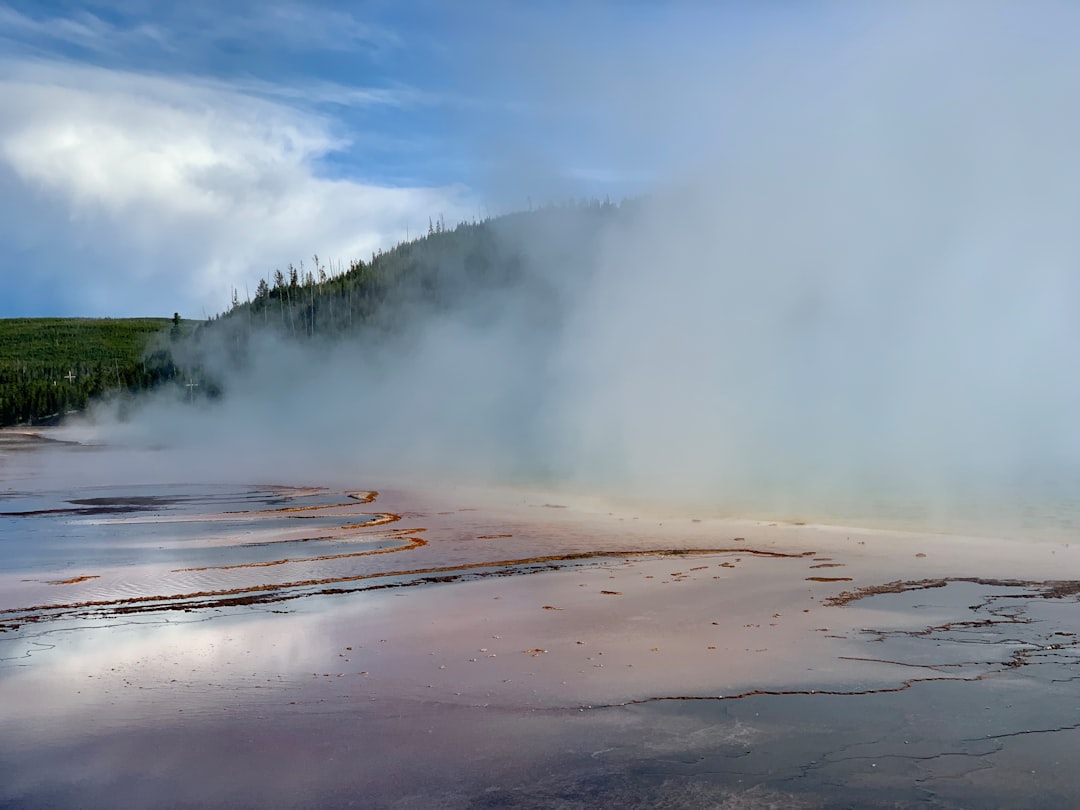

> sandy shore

[{"left": 1, "top": 452, "right": 1079, "bottom": 807}]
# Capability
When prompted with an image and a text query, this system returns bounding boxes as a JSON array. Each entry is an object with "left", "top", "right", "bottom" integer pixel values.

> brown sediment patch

[
  {"left": 476, "top": 534, "right": 513, "bottom": 540},
  {"left": 0, "top": 429, "right": 79, "bottom": 446},
  {"left": 808, "top": 563, "right": 845, "bottom": 569},
  {"left": 1043, "top": 581, "right": 1080, "bottom": 598},
  {"left": 826, "top": 577, "right": 1080, "bottom": 607},
  {"left": 338, "top": 513, "right": 399, "bottom": 529},
  {"left": 258, "top": 484, "right": 328, "bottom": 494},
  {"left": 46, "top": 575, "right": 100, "bottom": 585},
  {"left": 0, "top": 546, "right": 810, "bottom": 630},
  {"left": 226, "top": 490, "right": 378, "bottom": 515},
  {"left": 805, "top": 577, "right": 854, "bottom": 583},
  {"left": 600, "top": 590, "right": 622, "bottom": 596}
]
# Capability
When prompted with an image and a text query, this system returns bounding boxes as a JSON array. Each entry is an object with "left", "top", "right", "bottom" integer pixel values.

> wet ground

[{"left": 1, "top": 431, "right": 1078, "bottom": 808}]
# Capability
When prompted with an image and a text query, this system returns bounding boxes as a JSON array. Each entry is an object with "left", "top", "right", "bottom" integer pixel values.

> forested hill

[
  {"left": 213, "top": 200, "right": 619, "bottom": 340},
  {"left": 184, "top": 200, "right": 623, "bottom": 387},
  {"left": 0, "top": 318, "right": 185, "bottom": 426},
  {"left": 0, "top": 201, "right": 623, "bottom": 425}
]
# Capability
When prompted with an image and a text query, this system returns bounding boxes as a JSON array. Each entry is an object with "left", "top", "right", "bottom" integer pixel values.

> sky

[
  {"left": 3, "top": 2, "right": 1078, "bottom": 322},
  {"left": 0, "top": 0, "right": 784, "bottom": 318}
]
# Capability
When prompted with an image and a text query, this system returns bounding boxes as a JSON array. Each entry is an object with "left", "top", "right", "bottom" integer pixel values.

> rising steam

[{"left": 63, "top": 6, "right": 1080, "bottom": 536}]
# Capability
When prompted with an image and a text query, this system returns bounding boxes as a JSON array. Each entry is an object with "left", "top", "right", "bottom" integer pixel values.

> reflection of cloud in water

[{"left": 0, "top": 484, "right": 409, "bottom": 612}]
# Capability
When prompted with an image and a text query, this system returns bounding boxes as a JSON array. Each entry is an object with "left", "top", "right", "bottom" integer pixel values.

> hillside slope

[
  {"left": 2, "top": 201, "right": 622, "bottom": 425},
  {"left": 183, "top": 201, "right": 620, "bottom": 385}
]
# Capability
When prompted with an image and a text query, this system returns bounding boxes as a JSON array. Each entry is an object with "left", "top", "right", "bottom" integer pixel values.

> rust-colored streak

[
  {"left": 476, "top": 534, "right": 513, "bottom": 540},
  {"left": 226, "top": 490, "right": 379, "bottom": 515},
  {"left": 339, "top": 513, "right": 399, "bottom": 529},
  {"left": 237, "top": 513, "right": 402, "bottom": 548},
  {"left": 1, "top": 546, "right": 808, "bottom": 629},
  {"left": 172, "top": 512, "right": 405, "bottom": 572},
  {"left": 805, "top": 577, "right": 854, "bottom": 582},
  {"left": 172, "top": 530, "right": 426, "bottom": 573},
  {"left": 46, "top": 575, "right": 100, "bottom": 585}
]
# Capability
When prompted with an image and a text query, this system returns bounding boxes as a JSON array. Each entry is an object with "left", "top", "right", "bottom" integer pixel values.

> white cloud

[
  {"left": 0, "top": 59, "right": 474, "bottom": 316},
  {"left": 212, "top": 2, "right": 401, "bottom": 53},
  {"left": 0, "top": 1, "right": 396, "bottom": 61},
  {"left": 0, "top": 4, "right": 169, "bottom": 57}
]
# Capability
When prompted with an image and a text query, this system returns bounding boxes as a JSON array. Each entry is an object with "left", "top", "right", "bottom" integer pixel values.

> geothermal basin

[{"left": 1, "top": 430, "right": 1079, "bottom": 808}]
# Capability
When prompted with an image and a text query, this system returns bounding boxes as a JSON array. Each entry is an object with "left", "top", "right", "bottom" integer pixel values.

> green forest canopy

[{"left": 0, "top": 317, "right": 182, "bottom": 426}]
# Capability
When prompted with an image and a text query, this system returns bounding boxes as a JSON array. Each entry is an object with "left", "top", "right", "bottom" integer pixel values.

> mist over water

[{"left": 61, "top": 7, "right": 1080, "bottom": 537}]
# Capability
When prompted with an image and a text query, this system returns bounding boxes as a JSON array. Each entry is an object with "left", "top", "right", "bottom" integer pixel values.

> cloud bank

[{"left": 0, "top": 58, "right": 473, "bottom": 316}]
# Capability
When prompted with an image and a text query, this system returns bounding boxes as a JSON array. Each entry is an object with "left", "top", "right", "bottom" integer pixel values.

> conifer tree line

[{"left": 201, "top": 198, "right": 621, "bottom": 354}]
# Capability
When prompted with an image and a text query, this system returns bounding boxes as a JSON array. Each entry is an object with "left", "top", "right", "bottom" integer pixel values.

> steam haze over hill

[{"left": 11, "top": 3, "right": 1080, "bottom": 533}]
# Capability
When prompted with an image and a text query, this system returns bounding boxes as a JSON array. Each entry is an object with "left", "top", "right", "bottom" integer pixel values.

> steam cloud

[{"left": 63, "top": 6, "right": 1080, "bottom": 536}]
